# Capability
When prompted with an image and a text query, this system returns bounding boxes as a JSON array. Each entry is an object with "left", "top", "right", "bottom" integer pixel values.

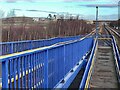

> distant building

[{"left": 86, "top": 20, "right": 93, "bottom": 24}]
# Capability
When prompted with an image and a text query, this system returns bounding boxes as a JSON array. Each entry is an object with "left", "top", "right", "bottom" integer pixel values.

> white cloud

[{"left": 0, "top": 0, "right": 63, "bottom": 2}]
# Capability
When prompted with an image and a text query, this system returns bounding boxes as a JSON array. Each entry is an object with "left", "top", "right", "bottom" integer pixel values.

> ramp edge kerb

[{"left": 54, "top": 51, "right": 90, "bottom": 88}]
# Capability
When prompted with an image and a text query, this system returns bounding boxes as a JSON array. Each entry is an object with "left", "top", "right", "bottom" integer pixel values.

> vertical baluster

[
  {"left": 10, "top": 60, "right": 13, "bottom": 88},
  {"left": 32, "top": 53, "right": 35, "bottom": 88},
  {"left": 37, "top": 52, "right": 41, "bottom": 88},
  {"left": 21, "top": 56, "right": 24, "bottom": 88},
  {"left": 18, "top": 57, "right": 20, "bottom": 88},
  {"left": 30, "top": 54, "right": 32, "bottom": 88},
  {"left": 37, "top": 53, "right": 39, "bottom": 88},
  {"left": 34, "top": 53, "right": 37, "bottom": 88},
  {"left": 26, "top": 55, "right": 28, "bottom": 88},
  {"left": 32, "top": 54, "right": 34, "bottom": 88},
  {"left": 63, "top": 45, "right": 65, "bottom": 81},
  {"left": 28, "top": 55, "right": 30, "bottom": 88},
  {"left": 44, "top": 50, "right": 48, "bottom": 88},
  {"left": 14, "top": 59, "right": 16, "bottom": 88},
  {"left": 36, "top": 53, "right": 38, "bottom": 88},
  {"left": 2, "top": 60, "right": 8, "bottom": 88},
  {"left": 4, "top": 44, "right": 6, "bottom": 55},
  {"left": 24, "top": 56, "right": 26, "bottom": 88}
]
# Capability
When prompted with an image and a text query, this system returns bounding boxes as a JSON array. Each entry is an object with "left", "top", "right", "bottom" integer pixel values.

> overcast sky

[{"left": 0, "top": 0, "right": 119, "bottom": 20}]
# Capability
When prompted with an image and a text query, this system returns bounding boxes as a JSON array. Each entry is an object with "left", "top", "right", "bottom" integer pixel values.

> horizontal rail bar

[{"left": 0, "top": 37, "right": 88, "bottom": 62}]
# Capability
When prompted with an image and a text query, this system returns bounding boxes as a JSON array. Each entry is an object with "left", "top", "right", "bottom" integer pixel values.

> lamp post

[
  {"left": 118, "top": 1, "right": 120, "bottom": 30},
  {"left": 96, "top": 6, "right": 99, "bottom": 38}
]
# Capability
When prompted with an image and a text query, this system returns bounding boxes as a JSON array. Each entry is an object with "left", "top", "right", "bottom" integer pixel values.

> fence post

[
  {"left": 70, "top": 43, "right": 74, "bottom": 72},
  {"left": 0, "top": 44, "right": 2, "bottom": 55},
  {"left": 10, "top": 43, "right": 13, "bottom": 54},
  {"left": 44, "top": 49, "right": 48, "bottom": 88},
  {"left": 62, "top": 45, "right": 66, "bottom": 83},
  {"left": 30, "top": 41, "right": 33, "bottom": 49},
  {"left": 2, "top": 60, "right": 8, "bottom": 88}
]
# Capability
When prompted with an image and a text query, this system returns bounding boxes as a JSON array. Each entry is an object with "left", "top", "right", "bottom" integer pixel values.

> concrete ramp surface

[{"left": 90, "top": 42, "right": 119, "bottom": 88}]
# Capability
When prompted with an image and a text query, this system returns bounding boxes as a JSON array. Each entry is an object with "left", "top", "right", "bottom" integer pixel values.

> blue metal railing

[
  {"left": 0, "top": 37, "right": 94, "bottom": 88},
  {"left": 0, "top": 35, "right": 81, "bottom": 55},
  {"left": 79, "top": 38, "right": 97, "bottom": 89}
]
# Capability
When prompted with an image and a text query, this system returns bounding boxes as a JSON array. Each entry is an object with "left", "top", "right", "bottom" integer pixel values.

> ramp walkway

[{"left": 89, "top": 39, "right": 119, "bottom": 88}]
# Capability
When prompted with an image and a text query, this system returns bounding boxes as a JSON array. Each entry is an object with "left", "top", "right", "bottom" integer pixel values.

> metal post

[
  {"left": 2, "top": 61, "right": 9, "bottom": 88},
  {"left": 10, "top": 43, "right": 13, "bottom": 54},
  {"left": 118, "top": 1, "right": 120, "bottom": 30},
  {"left": 44, "top": 50, "right": 48, "bottom": 88},
  {"left": 96, "top": 6, "right": 98, "bottom": 38},
  {"left": 0, "top": 18, "right": 2, "bottom": 42}
]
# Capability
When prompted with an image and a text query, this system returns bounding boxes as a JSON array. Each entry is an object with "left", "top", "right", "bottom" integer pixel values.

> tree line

[{"left": 1, "top": 17, "right": 95, "bottom": 42}]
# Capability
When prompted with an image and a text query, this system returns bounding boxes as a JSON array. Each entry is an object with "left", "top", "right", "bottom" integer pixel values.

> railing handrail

[
  {"left": 0, "top": 35, "right": 81, "bottom": 44},
  {"left": 0, "top": 35, "right": 81, "bottom": 55}
]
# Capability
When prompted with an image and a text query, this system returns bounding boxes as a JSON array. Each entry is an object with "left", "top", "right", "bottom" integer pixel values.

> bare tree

[
  {"left": 48, "top": 14, "right": 52, "bottom": 20},
  {"left": 53, "top": 15, "right": 56, "bottom": 20},
  {"left": 7, "top": 9, "right": 16, "bottom": 17},
  {"left": 2, "top": 16, "right": 95, "bottom": 42}
]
